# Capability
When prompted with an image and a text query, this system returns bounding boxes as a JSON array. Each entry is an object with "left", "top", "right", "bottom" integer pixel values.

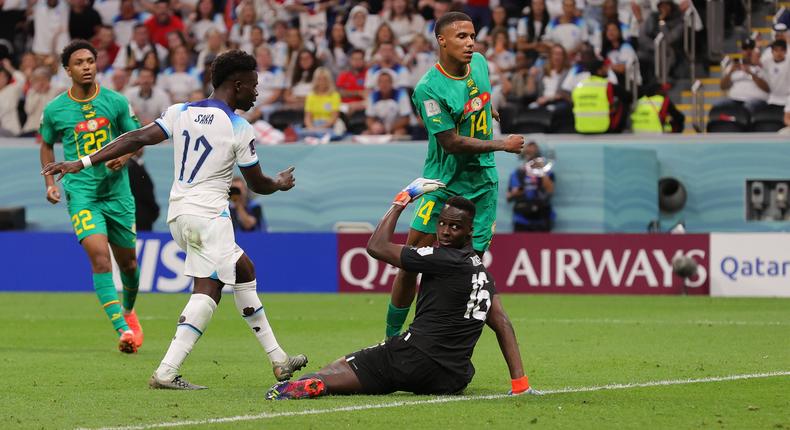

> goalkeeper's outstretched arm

[{"left": 486, "top": 295, "right": 533, "bottom": 394}]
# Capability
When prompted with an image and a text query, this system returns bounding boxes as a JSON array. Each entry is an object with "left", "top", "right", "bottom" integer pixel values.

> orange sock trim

[
  {"left": 103, "top": 300, "right": 120, "bottom": 309},
  {"left": 511, "top": 376, "right": 530, "bottom": 394}
]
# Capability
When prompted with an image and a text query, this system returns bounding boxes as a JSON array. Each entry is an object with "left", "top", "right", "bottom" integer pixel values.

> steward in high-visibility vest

[
  {"left": 572, "top": 75, "right": 612, "bottom": 133},
  {"left": 631, "top": 95, "right": 673, "bottom": 133}
]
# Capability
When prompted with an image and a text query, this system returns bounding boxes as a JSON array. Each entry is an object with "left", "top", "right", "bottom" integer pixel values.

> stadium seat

[
  {"left": 706, "top": 102, "right": 750, "bottom": 133},
  {"left": 497, "top": 103, "right": 519, "bottom": 133},
  {"left": 750, "top": 104, "right": 785, "bottom": 132},
  {"left": 344, "top": 110, "right": 367, "bottom": 135},
  {"left": 268, "top": 109, "right": 305, "bottom": 131},
  {"left": 508, "top": 107, "right": 553, "bottom": 134}
]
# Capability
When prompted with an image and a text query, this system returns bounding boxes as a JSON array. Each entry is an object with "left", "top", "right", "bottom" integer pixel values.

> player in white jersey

[{"left": 42, "top": 50, "right": 308, "bottom": 390}]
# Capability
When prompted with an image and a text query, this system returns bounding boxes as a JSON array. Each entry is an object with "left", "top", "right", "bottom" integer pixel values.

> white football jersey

[{"left": 154, "top": 99, "right": 259, "bottom": 223}]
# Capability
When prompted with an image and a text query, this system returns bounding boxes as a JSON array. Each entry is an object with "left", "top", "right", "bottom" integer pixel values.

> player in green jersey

[
  {"left": 39, "top": 40, "right": 144, "bottom": 353},
  {"left": 383, "top": 12, "right": 525, "bottom": 338}
]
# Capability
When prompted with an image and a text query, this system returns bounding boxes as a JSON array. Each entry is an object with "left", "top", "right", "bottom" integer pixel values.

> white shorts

[{"left": 169, "top": 214, "right": 244, "bottom": 285}]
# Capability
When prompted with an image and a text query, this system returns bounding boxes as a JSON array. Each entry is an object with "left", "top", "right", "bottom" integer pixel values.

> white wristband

[{"left": 80, "top": 156, "right": 92, "bottom": 168}]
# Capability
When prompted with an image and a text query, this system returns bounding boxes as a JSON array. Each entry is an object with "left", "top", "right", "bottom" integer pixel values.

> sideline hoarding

[{"left": 710, "top": 233, "right": 790, "bottom": 297}]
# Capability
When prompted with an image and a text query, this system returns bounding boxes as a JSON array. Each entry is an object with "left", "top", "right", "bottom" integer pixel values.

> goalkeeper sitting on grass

[{"left": 266, "top": 178, "right": 539, "bottom": 399}]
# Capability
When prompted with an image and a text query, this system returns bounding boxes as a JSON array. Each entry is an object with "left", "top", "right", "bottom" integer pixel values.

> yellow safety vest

[
  {"left": 572, "top": 76, "right": 610, "bottom": 134},
  {"left": 631, "top": 95, "right": 672, "bottom": 133}
]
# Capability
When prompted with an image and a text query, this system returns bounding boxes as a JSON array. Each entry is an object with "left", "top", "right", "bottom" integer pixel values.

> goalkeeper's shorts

[{"left": 344, "top": 333, "right": 470, "bottom": 395}]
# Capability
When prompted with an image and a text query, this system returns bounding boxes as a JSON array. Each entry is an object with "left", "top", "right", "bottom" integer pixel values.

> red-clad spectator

[
  {"left": 145, "top": 0, "right": 185, "bottom": 48},
  {"left": 92, "top": 25, "right": 121, "bottom": 65},
  {"left": 336, "top": 49, "right": 367, "bottom": 113}
]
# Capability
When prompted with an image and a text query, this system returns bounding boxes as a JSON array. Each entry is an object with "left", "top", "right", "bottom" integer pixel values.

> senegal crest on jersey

[
  {"left": 74, "top": 117, "right": 110, "bottom": 133},
  {"left": 463, "top": 92, "right": 491, "bottom": 115}
]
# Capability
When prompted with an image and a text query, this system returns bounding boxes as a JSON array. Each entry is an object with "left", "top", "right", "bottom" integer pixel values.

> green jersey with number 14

[
  {"left": 40, "top": 85, "right": 140, "bottom": 199},
  {"left": 412, "top": 52, "right": 498, "bottom": 195}
]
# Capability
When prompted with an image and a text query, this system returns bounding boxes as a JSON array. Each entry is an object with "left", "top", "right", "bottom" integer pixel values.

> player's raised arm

[
  {"left": 485, "top": 294, "right": 534, "bottom": 395},
  {"left": 41, "top": 122, "right": 167, "bottom": 180},
  {"left": 436, "top": 130, "right": 525, "bottom": 155},
  {"left": 240, "top": 165, "right": 296, "bottom": 195},
  {"left": 367, "top": 178, "right": 446, "bottom": 267}
]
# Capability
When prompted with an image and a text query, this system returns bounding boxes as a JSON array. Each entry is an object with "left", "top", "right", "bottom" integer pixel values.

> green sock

[
  {"left": 385, "top": 302, "right": 410, "bottom": 338},
  {"left": 93, "top": 272, "right": 129, "bottom": 336},
  {"left": 121, "top": 268, "right": 140, "bottom": 311}
]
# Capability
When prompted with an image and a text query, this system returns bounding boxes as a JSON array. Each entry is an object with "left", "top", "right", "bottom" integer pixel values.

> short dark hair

[
  {"left": 445, "top": 196, "right": 476, "bottom": 220},
  {"left": 434, "top": 11, "right": 472, "bottom": 38},
  {"left": 771, "top": 39, "right": 787, "bottom": 50},
  {"left": 210, "top": 49, "right": 256, "bottom": 88},
  {"left": 61, "top": 39, "right": 97, "bottom": 68},
  {"left": 349, "top": 48, "right": 365, "bottom": 57}
]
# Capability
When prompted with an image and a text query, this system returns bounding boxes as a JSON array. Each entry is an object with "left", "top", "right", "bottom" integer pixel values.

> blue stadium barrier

[{"left": 0, "top": 231, "right": 338, "bottom": 293}]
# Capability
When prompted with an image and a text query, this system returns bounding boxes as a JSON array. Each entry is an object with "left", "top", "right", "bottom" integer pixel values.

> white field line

[
  {"left": 511, "top": 317, "right": 790, "bottom": 327},
  {"left": 81, "top": 371, "right": 790, "bottom": 430}
]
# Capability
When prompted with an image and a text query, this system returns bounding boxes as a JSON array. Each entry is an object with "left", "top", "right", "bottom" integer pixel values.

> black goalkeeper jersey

[{"left": 400, "top": 243, "right": 497, "bottom": 379}]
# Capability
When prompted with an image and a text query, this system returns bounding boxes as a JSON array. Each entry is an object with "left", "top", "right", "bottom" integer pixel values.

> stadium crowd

[{"left": 0, "top": 0, "right": 786, "bottom": 140}]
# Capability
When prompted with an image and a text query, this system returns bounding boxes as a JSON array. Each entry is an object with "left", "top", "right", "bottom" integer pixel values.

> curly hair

[
  {"left": 210, "top": 49, "right": 256, "bottom": 88},
  {"left": 60, "top": 39, "right": 97, "bottom": 68}
]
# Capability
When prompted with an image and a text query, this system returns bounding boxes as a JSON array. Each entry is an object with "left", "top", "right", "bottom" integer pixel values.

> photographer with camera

[
  {"left": 229, "top": 177, "right": 265, "bottom": 232},
  {"left": 506, "top": 142, "right": 555, "bottom": 232}
]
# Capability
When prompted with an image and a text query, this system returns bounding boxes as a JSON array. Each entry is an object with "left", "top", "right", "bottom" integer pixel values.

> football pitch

[{"left": 2, "top": 293, "right": 789, "bottom": 429}]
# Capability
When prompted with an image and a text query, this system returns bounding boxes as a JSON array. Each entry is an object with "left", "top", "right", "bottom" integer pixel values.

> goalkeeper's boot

[
  {"left": 149, "top": 373, "right": 207, "bottom": 390},
  {"left": 272, "top": 354, "right": 308, "bottom": 381},
  {"left": 123, "top": 309, "right": 144, "bottom": 348},
  {"left": 265, "top": 378, "right": 325, "bottom": 400},
  {"left": 118, "top": 330, "right": 137, "bottom": 354}
]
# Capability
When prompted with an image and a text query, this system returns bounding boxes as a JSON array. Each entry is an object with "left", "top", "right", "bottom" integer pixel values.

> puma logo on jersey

[{"left": 194, "top": 114, "right": 214, "bottom": 125}]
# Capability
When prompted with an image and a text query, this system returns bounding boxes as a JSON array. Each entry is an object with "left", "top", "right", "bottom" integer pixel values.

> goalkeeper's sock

[
  {"left": 385, "top": 302, "right": 410, "bottom": 338},
  {"left": 155, "top": 294, "right": 216, "bottom": 381},
  {"left": 121, "top": 267, "right": 140, "bottom": 311},
  {"left": 93, "top": 272, "right": 130, "bottom": 336},
  {"left": 231, "top": 280, "right": 288, "bottom": 363}
]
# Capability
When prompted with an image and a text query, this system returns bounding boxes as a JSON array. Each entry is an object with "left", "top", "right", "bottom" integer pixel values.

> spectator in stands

[
  {"left": 478, "top": 5, "right": 517, "bottom": 47},
  {"left": 502, "top": 50, "right": 534, "bottom": 106},
  {"left": 760, "top": 23, "right": 788, "bottom": 65},
  {"left": 92, "top": 25, "right": 121, "bottom": 65},
  {"left": 246, "top": 45, "right": 286, "bottom": 122},
  {"left": 189, "top": 0, "right": 226, "bottom": 51},
  {"left": 382, "top": 0, "right": 426, "bottom": 47},
  {"left": 137, "top": 50, "right": 161, "bottom": 76},
  {"left": 424, "top": 0, "right": 451, "bottom": 48},
  {"left": 269, "top": 20, "right": 290, "bottom": 68},
  {"left": 336, "top": 48, "right": 367, "bottom": 113},
  {"left": 107, "top": 66, "right": 131, "bottom": 93},
  {"left": 762, "top": 40, "right": 789, "bottom": 108},
  {"left": 544, "top": 0, "right": 590, "bottom": 56},
  {"left": 516, "top": 0, "right": 550, "bottom": 53},
  {"left": 284, "top": 27, "right": 312, "bottom": 78},
  {"left": 0, "top": 59, "right": 23, "bottom": 136},
  {"left": 464, "top": 0, "right": 492, "bottom": 31},
  {"left": 21, "top": 67, "right": 60, "bottom": 137},
  {"left": 159, "top": 45, "right": 201, "bottom": 102},
  {"left": 507, "top": 141, "right": 555, "bottom": 232},
  {"left": 487, "top": 29, "right": 517, "bottom": 75},
  {"left": 166, "top": 30, "right": 189, "bottom": 56},
  {"left": 318, "top": 22, "right": 352, "bottom": 76},
  {"left": 112, "top": 0, "right": 146, "bottom": 48},
  {"left": 631, "top": 83, "right": 684, "bottom": 133},
  {"left": 293, "top": 0, "right": 329, "bottom": 43},
  {"left": 637, "top": 0, "right": 683, "bottom": 84},
  {"left": 127, "top": 149, "right": 160, "bottom": 231},
  {"left": 300, "top": 67, "right": 342, "bottom": 139},
  {"left": 113, "top": 24, "right": 168, "bottom": 71},
  {"left": 69, "top": 0, "right": 103, "bottom": 41},
  {"left": 368, "top": 23, "right": 406, "bottom": 61},
  {"left": 145, "top": 0, "right": 185, "bottom": 48},
  {"left": 125, "top": 67, "right": 171, "bottom": 125},
  {"left": 525, "top": 44, "right": 570, "bottom": 108},
  {"left": 32, "top": 0, "right": 69, "bottom": 59},
  {"left": 558, "top": 42, "right": 617, "bottom": 99},
  {"left": 196, "top": 28, "right": 229, "bottom": 74},
  {"left": 228, "top": 1, "right": 258, "bottom": 52},
  {"left": 602, "top": 0, "right": 635, "bottom": 41},
  {"left": 241, "top": 26, "right": 267, "bottom": 57},
  {"left": 720, "top": 38, "right": 769, "bottom": 113},
  {"left": 365, "top": 42, "right": 409, "bottom": 90},
  {"left": 230, "top": 177, "right": 265, "bottom": 232},
  {"left": 345, "top": 4, "right": 379, "bottom": 51},
  {"left": 601, "top": 21, "right": 638, "bottom": 84},
  {"left": 364, "top": 70, "right": 411, "bottom": 136},
  {"left": 284, "top": 49, "right": 318, "bottom": 107},
  {"left": 403, "top": 34, "right": 436, "bottom": 89},
  {"left": 571, "top": 59, "right": 624, "bottom": 133}
]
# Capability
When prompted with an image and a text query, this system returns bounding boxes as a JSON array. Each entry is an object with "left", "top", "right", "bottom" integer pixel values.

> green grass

[{"left": 2, "top": 293, "right": 790, "bottom": 429}]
